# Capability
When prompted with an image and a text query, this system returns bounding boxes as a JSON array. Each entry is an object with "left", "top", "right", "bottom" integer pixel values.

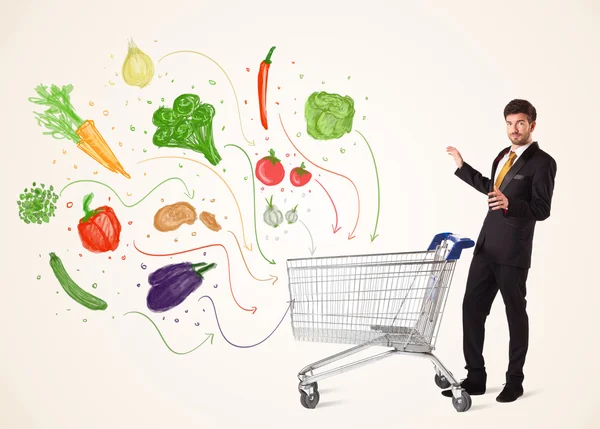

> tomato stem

[{"left": 266, "top": 148, "right": 281, "bottom": 165}]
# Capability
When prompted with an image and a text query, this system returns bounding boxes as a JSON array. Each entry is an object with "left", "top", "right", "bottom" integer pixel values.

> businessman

[{"left": 442, "top": 99, "right": 557, "bottom": 403}]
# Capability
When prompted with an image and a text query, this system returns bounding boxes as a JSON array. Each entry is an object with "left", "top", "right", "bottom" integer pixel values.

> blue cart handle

[{"left": 427, "top": 232, "right": 475, "bottom": 260}]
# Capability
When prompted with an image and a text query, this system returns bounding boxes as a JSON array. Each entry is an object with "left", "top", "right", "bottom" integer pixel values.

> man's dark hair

[{"left": 504, "top": 99, "right": 537, "bottom": 123}]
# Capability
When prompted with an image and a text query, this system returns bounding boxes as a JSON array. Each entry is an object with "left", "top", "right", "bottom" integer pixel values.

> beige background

[{"left": 1, "top": 0, "right": 598, "bottom": 427}]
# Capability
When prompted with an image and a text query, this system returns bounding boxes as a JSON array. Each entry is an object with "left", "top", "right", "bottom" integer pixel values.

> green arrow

[
  {"left": 355, "top": 130, "right": 381, "bottom": 242},
  {"left": 225, "top": 144, "right": 276, "bottom": 264},
  {"left": 123, "top": 311, "right": 214, "bottom": 354},
  {"left": 59, "top": 177, "right": 194, "bottom": 207}
]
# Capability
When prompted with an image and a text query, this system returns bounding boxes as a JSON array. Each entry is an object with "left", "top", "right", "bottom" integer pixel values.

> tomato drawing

[
  {"left": 290, "top": 162, "right": 312, "bottom": 187},
  {"left": 255, "top": 148, "right": 285, "bottom": 186}
]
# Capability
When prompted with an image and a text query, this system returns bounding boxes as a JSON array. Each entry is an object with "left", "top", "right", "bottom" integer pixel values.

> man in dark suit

[{"left": 441, "top": 99, "right": 557, "bottom": 403}]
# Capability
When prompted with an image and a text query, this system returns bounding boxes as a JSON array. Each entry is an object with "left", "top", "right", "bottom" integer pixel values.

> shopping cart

[{"left": 286, "top": 232, "right": 475, "bottom": 412}]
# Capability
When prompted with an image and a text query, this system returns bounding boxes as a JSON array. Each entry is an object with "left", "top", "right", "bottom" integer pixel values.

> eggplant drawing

[{"left": 146, "top": 261, "right": 217, "bottom": 312}]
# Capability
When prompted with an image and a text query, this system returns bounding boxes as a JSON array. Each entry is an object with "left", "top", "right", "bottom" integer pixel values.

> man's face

[{"left": 506, "top": 113, "right": 535, "bottom": 146}]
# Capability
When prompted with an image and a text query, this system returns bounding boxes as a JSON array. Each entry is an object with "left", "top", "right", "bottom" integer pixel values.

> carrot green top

[{"left": 29, "top": 84, "right": 86, "bottom": 144}]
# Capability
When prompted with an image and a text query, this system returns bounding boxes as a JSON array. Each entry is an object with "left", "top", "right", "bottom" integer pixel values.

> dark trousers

[{"left": 462, "top": 252, "right": 529, "bottom": 385}]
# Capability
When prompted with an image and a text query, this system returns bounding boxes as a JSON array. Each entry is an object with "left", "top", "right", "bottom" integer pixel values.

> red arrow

[
  {"left": 280, "top": 114, "right": 360, "bottom": 240},
  {"left": 314, "top": 179, "right": 341, "bottom": 233},
  {"left": 133, "top": 241, "right": 257, "bottom": 314}
]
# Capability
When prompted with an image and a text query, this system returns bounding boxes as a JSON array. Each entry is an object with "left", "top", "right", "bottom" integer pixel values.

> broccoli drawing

[
  {"left": 151, "top": 93, "right": 222, "bottom": 166},
  {"left": 305, "top": 91, "right": 355, "bottom": 140}
]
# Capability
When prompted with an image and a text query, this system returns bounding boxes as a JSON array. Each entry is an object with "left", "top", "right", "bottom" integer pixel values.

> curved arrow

[
  {"left": 158, "top": 50, "right": 255, "bottom": 146},
  {"left": 227, "top": 230, "right": 278, "bottom": 284},
  {"left": 280, "top": 114, "right": 361, "bottom": 240},
  {"left": 137, "top": 156, "right": 253, "bottom": 251},
  {"left": 355, "top": 130, "right": 381, "bottom": 242},
  {"left": 59, "top": 177, "right": 194, "bottom": 207},
  {"left": 314, "top": 179, "right": 341, "bottom": 234},
  {"left": 123, "top": 311, "right": 214, "bottom": 355},
  {"left": 133, "top": 241, "right": 257, "bottom": 314},
  {"left": 198, "top": 295, "right": 292, "bottom": 348},
  {"left": 224, "top": 143, "right": 275, "bottom": 264},
  {"left": 299, "top": 220, "right": 317, "bottom": 255}
]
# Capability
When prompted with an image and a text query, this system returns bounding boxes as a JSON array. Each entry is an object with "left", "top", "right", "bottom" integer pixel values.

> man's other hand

[
  {"left": 488, "top": 185, "right": 509, "bottom": 210},
  {"left": 446, "top": 146, "right": 464, "bottom": 168}
]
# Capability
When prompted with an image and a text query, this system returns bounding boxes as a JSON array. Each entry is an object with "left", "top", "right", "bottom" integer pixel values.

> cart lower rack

[{"left": 287, "top": 232, "right": 475, "bottom": 412}]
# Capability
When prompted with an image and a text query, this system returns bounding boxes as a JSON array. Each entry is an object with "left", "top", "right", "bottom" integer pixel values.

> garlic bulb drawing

[
  {"left": 122, "top": 38, "right": 155, "bottom": 88},
  {"left": 263, "top": 195, "right": 283, "bottom": 228},
  {"left": 286, "top": 204, "right": 299, "bottom": 224}
]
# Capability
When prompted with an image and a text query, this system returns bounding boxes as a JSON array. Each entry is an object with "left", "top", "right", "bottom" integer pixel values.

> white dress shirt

[{"left": 494, "top": 141, "right": 534, "bottom": 184}]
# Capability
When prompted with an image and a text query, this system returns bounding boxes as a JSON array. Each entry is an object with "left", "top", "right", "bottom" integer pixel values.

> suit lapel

[{"left": 499, "top": 141, "right": 539, "bottom": 192}]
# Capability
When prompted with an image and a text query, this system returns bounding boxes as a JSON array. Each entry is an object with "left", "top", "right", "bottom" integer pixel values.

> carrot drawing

[
  {"left": 258, "top": 46, "right": 276, "bottom": 130},
  {"left": 29, "top": 84, "right": 131, "bottom": 179}
]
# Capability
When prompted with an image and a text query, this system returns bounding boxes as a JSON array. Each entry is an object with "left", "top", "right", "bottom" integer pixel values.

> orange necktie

[{"left": 494, "top": 151, "right": 517, "bottom": 188}]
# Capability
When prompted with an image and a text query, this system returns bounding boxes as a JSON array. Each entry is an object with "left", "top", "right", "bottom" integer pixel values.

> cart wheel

[
  {"left": 452, "top": 391, "right": 472, "bottom": 412},
  {"left": 435, "top": 374, "right": 451, "bottom": 389},
  {"left": 300, "top": 390, "right": 320, "bottom": 409}
]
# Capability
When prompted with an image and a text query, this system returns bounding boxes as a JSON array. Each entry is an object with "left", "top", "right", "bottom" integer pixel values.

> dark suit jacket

[{"left": 455, "top": 141, "right": 557, "bottom": 268}]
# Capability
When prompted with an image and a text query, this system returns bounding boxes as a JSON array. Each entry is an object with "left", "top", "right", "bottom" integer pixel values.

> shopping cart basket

[{"left": 286, "top": 232, "right": 475, "bottom": 412}]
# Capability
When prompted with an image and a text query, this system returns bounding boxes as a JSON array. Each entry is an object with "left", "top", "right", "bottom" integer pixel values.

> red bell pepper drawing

[{"left": 77, "top": 192, "right": 122, "bottom": 253}]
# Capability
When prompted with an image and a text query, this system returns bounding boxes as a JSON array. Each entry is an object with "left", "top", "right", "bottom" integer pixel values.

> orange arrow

[
  {"left": 133, "top": 241, "right": 257, "bottom": 314},
  {"left": 227, "top": 230, "right": 278, "bottom": 285},
  {"left": 138, "top": 156, "right": 253, "bottom": 251},
  {"left": 280, "top": 114, "right": 360, "bottom": 240}
]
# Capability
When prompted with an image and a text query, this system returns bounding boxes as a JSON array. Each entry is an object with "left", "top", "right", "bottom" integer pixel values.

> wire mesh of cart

[{"left": 286, "top": 232, "right": 475, "bottom": 412}]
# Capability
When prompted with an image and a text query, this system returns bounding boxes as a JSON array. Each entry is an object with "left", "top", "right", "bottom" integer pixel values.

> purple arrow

[{"left": 198, "top": 295, "right": 292, "bottom": 348}]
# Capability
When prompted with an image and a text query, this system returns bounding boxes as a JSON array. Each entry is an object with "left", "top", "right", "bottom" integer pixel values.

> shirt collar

[{"left": 511, "top": 141, "right": 534, "bottom": 158}]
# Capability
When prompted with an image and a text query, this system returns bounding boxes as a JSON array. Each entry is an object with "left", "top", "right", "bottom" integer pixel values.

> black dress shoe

[
  {"left": 496, "top": 383, "right": 524, "bottom": 402},
  {"left": 441, "top": 378, "right": 486, "bottom": 397}
]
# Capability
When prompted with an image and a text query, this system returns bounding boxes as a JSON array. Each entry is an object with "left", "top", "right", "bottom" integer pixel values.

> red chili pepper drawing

[
  {"left": 258, "top": 46, "right": 276, "bottom": 130},
  {"left": 77, "top": 192, "right": 122, "bottom": 253}
]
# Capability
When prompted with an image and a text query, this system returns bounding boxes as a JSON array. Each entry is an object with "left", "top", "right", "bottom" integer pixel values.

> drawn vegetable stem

[
  {"left": 78, "top": 192, "right": 122, "bottom": 253},
  {"left": 263, "top": 195, "right": 283, "bottom": 228},
  {"left": 147, "top": 261, "right": 217, "bottom": 312},
  {"left": 49, "top": 252, "right": 108, "bottom": 311},
  {"left": 258, "top": 46, "right": 276, "bottom": 130},
  {"left": 28, "top": 84, "right": 130, "bottom": 178}
]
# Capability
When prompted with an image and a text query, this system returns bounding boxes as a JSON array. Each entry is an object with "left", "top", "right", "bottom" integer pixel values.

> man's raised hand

[{"left": 446, "top": 146, "right": 464, "bottom": 168}]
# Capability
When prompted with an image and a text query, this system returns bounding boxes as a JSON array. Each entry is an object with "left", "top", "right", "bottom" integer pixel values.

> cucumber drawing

[{"left": 49, "top": 252, "right": 108, "bottom": 311}]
